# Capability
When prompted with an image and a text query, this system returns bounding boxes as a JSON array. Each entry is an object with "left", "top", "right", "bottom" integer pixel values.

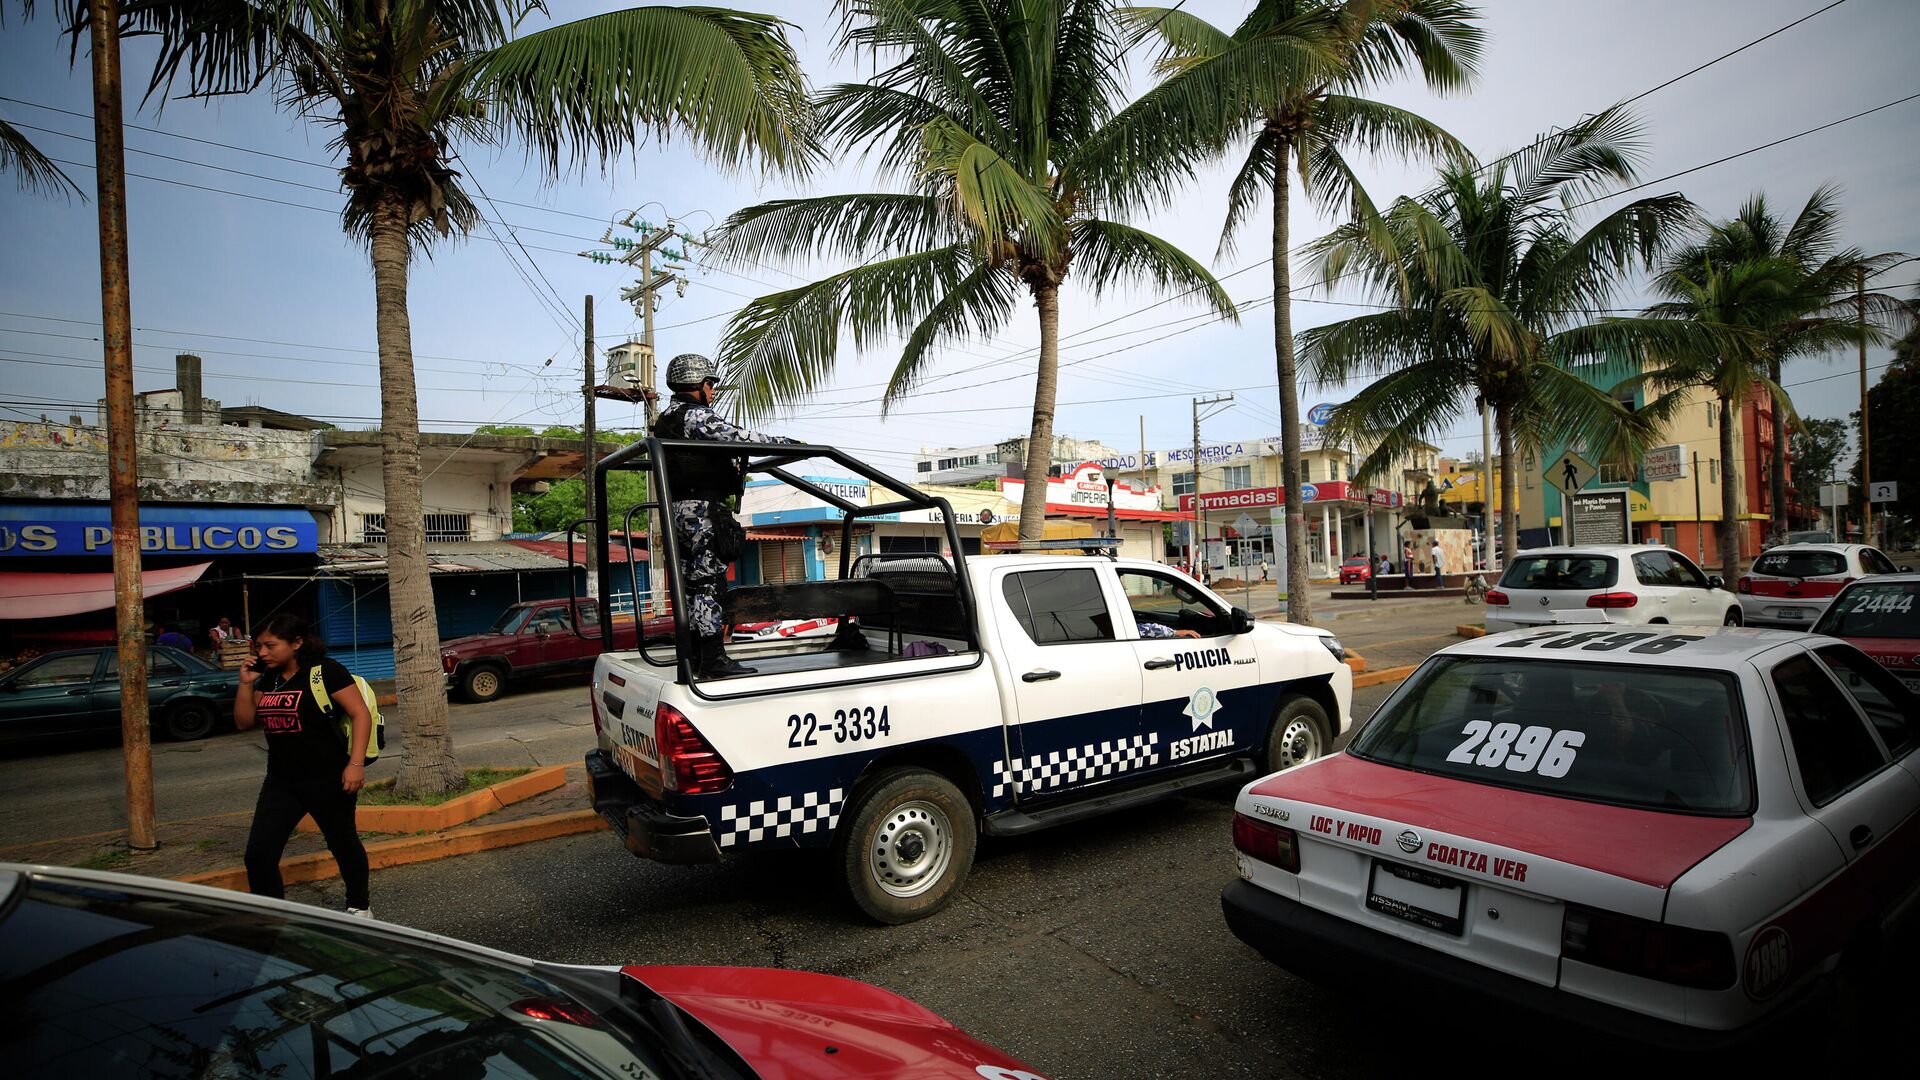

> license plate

[
  {"left": 1773, "top": 608, "right": 1806, "bottom": 620},
  {"left": 1367, "top": 859, "right": 1466, "bottom": 935}
]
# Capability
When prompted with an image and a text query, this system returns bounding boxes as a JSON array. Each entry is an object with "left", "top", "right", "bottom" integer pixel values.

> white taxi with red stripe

[
  {"left": 1737, "top": 543, "right": 1901, "bottom": 628},
  {"left": 1223, "top": 625, "right": 1920, "bottom": 1047}
]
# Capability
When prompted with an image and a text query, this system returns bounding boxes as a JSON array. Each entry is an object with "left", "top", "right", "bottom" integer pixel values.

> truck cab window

[
  {"left": 1003, "top": 569, "right": 1116, "bottom": 645},
  {"left": 1117, "top": 569, "right": 1229, "bottom": 637}
]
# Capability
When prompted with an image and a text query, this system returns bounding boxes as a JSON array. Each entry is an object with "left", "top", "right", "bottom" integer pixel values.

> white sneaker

[{"left": 346, "top": 907, "right": 373, "bottom": 919}]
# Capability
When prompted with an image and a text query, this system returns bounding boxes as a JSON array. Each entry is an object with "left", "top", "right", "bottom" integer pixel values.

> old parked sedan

[{"left": 0, "top": 645, "right": 238, "bottom": 742}]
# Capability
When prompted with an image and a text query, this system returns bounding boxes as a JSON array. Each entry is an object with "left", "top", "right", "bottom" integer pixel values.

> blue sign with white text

[
  {"left": 0, "top": 504, "right": 319, "bottom": 557},
  {"left": 1307, "top": 403, "right": 1337, "bottom": 426}
]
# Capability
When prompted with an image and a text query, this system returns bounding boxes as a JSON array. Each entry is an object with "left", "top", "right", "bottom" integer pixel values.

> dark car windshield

[
  {"left": 1499, "top": 555, "right": 1616, "bottom": 591},
  {"left": 1815, "top": 581, "right": 1920, "bottom": 639},
  {"left": 1752, "top": 550, "right": 1848, "bottom": 578},
  {"left": 0, "top": 877, "right": 677, "bottom": 1079},
  {"left": 1348, "top": 656, "right": 1753, "bottom": 814},
  {"left": 490, "top": 607, "right": 532, "bottom": 634}
]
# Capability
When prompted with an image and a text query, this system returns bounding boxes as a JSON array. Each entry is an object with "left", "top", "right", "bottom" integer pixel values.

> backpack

[{"left": 310, "top": 664, "right": 387, "bottom": 762}]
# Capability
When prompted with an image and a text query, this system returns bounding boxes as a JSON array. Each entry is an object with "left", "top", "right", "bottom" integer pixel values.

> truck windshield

[
  {"left": 491, "top": 608, "right": 531, "bottom": 634},
  {"left": 1348, "top": 656, "right": 1753, "bottom": 815}
]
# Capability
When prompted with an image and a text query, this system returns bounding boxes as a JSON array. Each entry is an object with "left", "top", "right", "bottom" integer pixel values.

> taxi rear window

[
  {"left": 1753, "top": 550, "right": 1847, "bottom": 577},
  {"left": 1349, "top": 656, "right": 1753, "bottom": 815},
  {"left": 1815, "top": 581, "right": 1920, "bottom": 639},
  {"left": 1499, "top": 555, "right": 1615, "bottom": 591}
]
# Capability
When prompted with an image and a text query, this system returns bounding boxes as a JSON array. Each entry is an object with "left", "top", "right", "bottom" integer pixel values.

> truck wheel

[
  {"left": 162, "top": 700, "right": 216, "bottom": 741},
  {"left": 1266, "top": 695, "right": 1329, "bottom": 773},
  {"left": 459, "top": 664, "right": 507, "bottom": 703},
  {"left": 836, "top": 769, "right": 976, "bottom": 925}
]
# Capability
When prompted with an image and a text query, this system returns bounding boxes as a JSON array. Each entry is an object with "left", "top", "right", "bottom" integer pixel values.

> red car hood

[
  {"left": 625, "top": 965, "right": 1046, "bottom": 1080},
  {"left": 1249, "top": 754, "right": 1751, "bottom": 889}
]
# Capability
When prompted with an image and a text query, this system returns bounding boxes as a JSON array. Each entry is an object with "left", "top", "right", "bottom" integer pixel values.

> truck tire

[
  {"left": 1265, "top": 694, "right": 1329, "bottom": 774},
  {"left": 458, "top": 663, "right": 507, "bottom": 704},
  {"left": 836, "top": 769, "right": 976, "bottom": 925},
  {"left": 162, "top": 700, "right": 216, "bottom": 742}
]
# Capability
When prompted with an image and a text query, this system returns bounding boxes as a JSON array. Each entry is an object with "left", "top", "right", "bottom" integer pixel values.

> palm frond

[
  {"left": 919, "top": 115, "right": 1062, "bottom": 257},
  {"left": 1504, "top": 104, "right": 1646, "bottom": 207},
  {"left": 1114, "top": 5, "right": 1234, "bottom": 72},
  {"left": 0, "top": 117, "right": 84, "bottom": 199},
  {"left": 1070, "top": 218, "right": 1238, "bottom": 319},
  {"left": 717, "top": 244, "right": 982, "bottom": 423},
  {"left": 887, "top": 262, "right": 1024, "bottom": 407},
  {"left": 709, "top": 193, "right": 961, "bottom": 269},
  {"left": 457, "top": 5, "right": 816, "bottom": 176}
]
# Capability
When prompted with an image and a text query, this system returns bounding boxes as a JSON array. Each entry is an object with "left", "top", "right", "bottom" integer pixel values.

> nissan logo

[{"left": 1396, "top": 829, "right": 1422, "bottom": 853}]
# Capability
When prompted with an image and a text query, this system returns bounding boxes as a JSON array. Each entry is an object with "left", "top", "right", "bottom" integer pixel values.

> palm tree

[
  {"left": 0, "top": 117, "right": 83, "bottom": 197},
  {"left": 119, "top": 0, "right": 813, "bottom": 796},
  {"left": 711, "top": 0, "right": 1237, "bottom": 540},
  {"left": 1117, "top": 0, "right": 1482, "bottom": 622},
  {"left": 1677, "top": 187, "right": 1909, "bottom": 541},
  {"left": 1297, "top": 108, "right": 1697, "bottom": 563},
  {"left": 1633, "top": 198, "right": 1907, "bottom": 572}
]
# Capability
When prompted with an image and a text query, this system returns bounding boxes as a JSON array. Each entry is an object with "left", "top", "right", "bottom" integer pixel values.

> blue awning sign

[{"left": 0, "top": 504, "right": 319, "bottom": 557}]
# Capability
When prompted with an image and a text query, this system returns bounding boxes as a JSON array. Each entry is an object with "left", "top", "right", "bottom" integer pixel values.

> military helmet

[{"left": 665, "top": 353, "right": 729, "bottom": 391}]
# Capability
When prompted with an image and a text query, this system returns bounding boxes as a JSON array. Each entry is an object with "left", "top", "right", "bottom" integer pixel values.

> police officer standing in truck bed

[{"left": 652, "top": 354, "right": 798, "bottom": 678}]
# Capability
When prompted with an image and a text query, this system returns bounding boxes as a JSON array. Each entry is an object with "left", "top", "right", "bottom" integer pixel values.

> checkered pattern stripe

[
  {"left": 992, "top": 733, "right": 1161, "bottom": 798},
  {"left": 717, "top": 788, "right": 845, "bottom": 848}
]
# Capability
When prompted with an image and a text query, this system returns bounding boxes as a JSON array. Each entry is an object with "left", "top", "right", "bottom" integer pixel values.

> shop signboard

[{"left": 0, "top": 504, "right": 318, "bottom": 557}]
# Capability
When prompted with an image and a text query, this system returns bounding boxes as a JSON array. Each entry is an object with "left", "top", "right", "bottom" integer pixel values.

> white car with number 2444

[{"left": 1223, "top": 624, "right": 1920, "bottom": 1048}]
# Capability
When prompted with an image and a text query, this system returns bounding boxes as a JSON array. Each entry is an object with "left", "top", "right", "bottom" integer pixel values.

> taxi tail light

[
  {"left": 1232, "top": 813, "right": 1300, "bottom": 873},
  {"left": 1484, "top": 588, "right": 1509, "bottom": 606},
  {"left": 1586, "top": 592, "right": 1639, "bottom": 609},
  {"left": 1736, "top": 576, "right": 1754, "bottom": 594},
  {"left": 658, "top": 702, "right": 733, "bottom": 794},
  {"left": 1561, "top": 906, "right": 1735, "bottom": 990},
  {"left": 511, "top": 997, "right": 606, "bottom": 1028}
]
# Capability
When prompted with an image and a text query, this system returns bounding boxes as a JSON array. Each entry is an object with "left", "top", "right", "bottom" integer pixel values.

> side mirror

[
  {"left": 1231, "top": 607, "right": 1256, "bottom": 634},
  {"left": 1706, "top": 576, "right": 1725, "bottom": 590}
]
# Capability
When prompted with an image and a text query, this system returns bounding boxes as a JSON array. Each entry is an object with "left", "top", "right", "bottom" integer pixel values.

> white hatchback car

[
  {"left": 1485, "top": 546, "right": 1741, "bottom": 633},
  {"left": 1738, "top": 544, "right": 1901, "bottom": 628},
  {"left": 1223, "top": 626, "right": 1920, "bottom": 1047}
]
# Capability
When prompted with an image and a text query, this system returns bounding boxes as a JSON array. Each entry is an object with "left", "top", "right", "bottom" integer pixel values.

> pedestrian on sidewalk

[
  {"left": 1401, "top": 542, "right": 1414, "bottom": 577},
  {"left": 1259, "top": 559, "right": 1270, "bottom": 583},
  {"left": 1432, "top": 540, "right": 1446, "bottom": 587},
  {"left": 235, "top": 613, "right": 375, "bottom": 918}
]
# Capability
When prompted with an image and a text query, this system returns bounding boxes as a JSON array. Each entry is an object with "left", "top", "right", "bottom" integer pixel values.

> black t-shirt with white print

[{"left": 254, "top": 656, "right": 358, "bottom": 781}]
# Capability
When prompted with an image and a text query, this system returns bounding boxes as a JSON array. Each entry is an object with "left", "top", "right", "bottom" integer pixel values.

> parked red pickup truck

[{"left": 441, "top": 598, "right": 675, "bottom": 703}]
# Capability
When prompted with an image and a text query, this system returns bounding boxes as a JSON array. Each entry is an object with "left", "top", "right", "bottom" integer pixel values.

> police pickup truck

[{"left": 585, "top": 548, "right": 1352, "bottom": 923}]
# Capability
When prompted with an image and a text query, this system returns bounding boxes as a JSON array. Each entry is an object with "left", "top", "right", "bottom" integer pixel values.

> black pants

[{"left": 245, "top": 772, "right": 369, "bottom": 909}]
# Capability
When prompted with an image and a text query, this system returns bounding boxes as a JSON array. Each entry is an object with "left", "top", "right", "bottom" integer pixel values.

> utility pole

[
  {"left": 582, "top": 295, "right": 598, "bottom": 598},
  {"left": 1693, "top": 451, "right": 1705, "bottom": 563},
  {"left": 1858, "top": 267, "right": 1871, "bottom": 546},
  {"left": 1480, "top": 397, "right": 1494, "bottom": 570},
  {"left": 1191, "top": 393, "right": 1233, "bottom": 583},
  {"left": 90, "top": 0, "right": 154, "bottom": 852}
]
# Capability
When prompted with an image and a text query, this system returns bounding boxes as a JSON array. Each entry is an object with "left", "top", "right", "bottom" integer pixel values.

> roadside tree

[
  {"left": 1117, "top": 0, "right": 1481, "bottom": 620},
  {"left": 118, "top": 0, "right": 812, "bottom": 796},
  {"left": 711, "top": 0, "right": 1237, "bottom": 541}
]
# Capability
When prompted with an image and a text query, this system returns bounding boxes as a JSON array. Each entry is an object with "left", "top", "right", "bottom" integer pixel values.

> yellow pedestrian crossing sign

[{"left": 1545, "top": 450, "right": 1596, "bottom": 496}]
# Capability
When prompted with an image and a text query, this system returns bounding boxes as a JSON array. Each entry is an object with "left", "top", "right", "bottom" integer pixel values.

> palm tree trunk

[
  {"left": 1017, "top": 282, "right": 1062, "bottom": 541},
  {"left": 1272, "top": 139, "right": 1311, "bottom": 624},
  {"left": 1768, "top": 358, "right": 1787, "bottom": 536},
  {"left": 1497, "top": 406, "right": 1518, "bottom": 563},
  {"left": 369, "top": 190, "right": 460, "bottom": 799},
  {"left": 1718, "top": 393, "right": 1741, "bottom": 577}
]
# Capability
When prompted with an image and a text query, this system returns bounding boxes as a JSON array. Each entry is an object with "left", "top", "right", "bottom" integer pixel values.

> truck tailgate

[{"left": 598, "top": 657, "right": 670, "bottom": 796}]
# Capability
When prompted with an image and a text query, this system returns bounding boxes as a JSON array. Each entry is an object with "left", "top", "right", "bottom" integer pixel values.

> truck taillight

[
  {"left": 1561, "top": 905, "right": 1734, "bottom": 990},
  {"left": 1232, "top": 813, "right": 1300, "bottom": 873},
  {"left": 1484, "top": 588, "right": 1509, "bottom": 606},
  {"left": 442, "top": 654, "right": 457, "bottom": 673},
  {"left": 657, "top": 702, "right": 733, "bottom": 794},
  {"left": 1586, "top": 591, "right": 1638, "bottom": 608},
  {"left": 589, "top": 683, "right": 603, "bottom": 736}
]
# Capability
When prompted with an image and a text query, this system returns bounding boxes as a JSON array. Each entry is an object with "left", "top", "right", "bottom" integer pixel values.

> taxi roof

[{"left": 1441, "top": 625, "right": 1811, "bottom": 667}]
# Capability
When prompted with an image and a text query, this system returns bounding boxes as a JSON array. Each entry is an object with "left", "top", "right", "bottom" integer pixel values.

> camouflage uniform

[{"left": 656, "top": 398, "right": 794, "bottom": 639}]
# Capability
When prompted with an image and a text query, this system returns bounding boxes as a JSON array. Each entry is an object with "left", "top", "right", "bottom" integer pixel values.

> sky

[{"left": 3, "top": 0, "right": 1916, "bottom": 487}]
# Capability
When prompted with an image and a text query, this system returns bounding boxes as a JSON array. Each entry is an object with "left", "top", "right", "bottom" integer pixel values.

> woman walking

[{"left": 235, "top": 613, "right": 375, "bottom": 917}]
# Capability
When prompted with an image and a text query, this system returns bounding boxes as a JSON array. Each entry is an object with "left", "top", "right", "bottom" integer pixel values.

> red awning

[{"left": 0, "top": 561, "right": 212, "bottom": 620}]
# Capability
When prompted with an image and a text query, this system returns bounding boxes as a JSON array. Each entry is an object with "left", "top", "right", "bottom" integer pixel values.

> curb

[
  {"left": 1456, "top": 625, "right": 1487, "bottom": 638},
  {"left": 1343, "top": 650, "right": 1367, "bottom": 674},
  {"left": 296, "top": 765, "right": 568, "bottom": 834},
  {"left": 181, "top": 809, "right": 609, "bottom": 892},
  {"left": 1352, "top": 664, "right": 1419, "bottom": 689}
]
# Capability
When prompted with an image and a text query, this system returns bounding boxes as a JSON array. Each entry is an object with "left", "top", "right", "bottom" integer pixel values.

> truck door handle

[
  {"left": 1850, "top": 824, "right": 1874, "bottom": 850},
  {"left": 1143, "top": 658, "right": 1177, "bottom": 670},
  {"left": 1021, "top": 669, "right": 1061, "bottom": 683}
]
